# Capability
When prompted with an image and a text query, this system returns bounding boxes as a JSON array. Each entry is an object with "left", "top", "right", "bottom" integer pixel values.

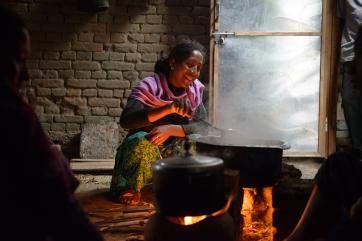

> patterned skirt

[{"left": 110, "top": 131, "right": 183, "bottom": 196}]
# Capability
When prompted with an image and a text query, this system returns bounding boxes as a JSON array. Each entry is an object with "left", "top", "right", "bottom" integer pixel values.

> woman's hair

[
  {"left": 0, "top": 4, "right": 27, "bottom": 84},
  {"left": 154, "top": 39, "right": 207, "bottom": 75}
]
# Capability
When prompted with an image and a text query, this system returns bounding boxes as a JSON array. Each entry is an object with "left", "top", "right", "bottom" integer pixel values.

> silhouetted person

[
  {"left": 339, "top": 0, "right": 362, "bottom": 154},
  {"left": 284, "top": 150, "right": 362, "bottom": 241},
  {"left": 0, "top": 5, "right": 103, "bottom": 241}
]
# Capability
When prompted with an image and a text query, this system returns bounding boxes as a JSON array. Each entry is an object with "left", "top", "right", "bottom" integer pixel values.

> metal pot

[
  {"left": 195, "top": 130, "right": 290, "bottom": 187},
  {"left": 152, "top": 152, "right": 225, "bottom": 217}
]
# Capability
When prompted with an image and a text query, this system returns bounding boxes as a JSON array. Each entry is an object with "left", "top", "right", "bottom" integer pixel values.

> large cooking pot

[
  {"left": 152, "top": 151, "right": 225, "bottom": 217},
  {"left": 195, "top": 130, "right": 290, "bottom": 187}
]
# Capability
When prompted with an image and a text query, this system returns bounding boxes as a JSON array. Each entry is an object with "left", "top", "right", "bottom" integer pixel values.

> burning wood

[{"left": 240, "top": 187, "right": 276, "bottom": 241}]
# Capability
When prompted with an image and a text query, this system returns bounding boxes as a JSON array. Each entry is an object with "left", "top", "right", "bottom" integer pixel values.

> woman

[{"left": 110, "top": 40, "right": 208, "bottom": 205}]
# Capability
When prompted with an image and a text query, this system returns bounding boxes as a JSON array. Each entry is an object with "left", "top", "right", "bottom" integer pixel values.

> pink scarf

[{"left": 129, "top": 73, "right": 204, "bottom": 113}]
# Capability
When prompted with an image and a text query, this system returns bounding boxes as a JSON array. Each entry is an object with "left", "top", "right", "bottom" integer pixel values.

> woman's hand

[
  {"left": 147, "top": 99, "right": 192, "bottom": 123},
  {"left": 169, "top": 99, "right": 192, "bottom": 119},
  {"left": 146, "top": 125, "right": 185, "bottom": 145}
]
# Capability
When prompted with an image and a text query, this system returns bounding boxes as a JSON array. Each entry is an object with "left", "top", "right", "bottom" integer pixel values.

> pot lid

[{"left": 153, "top": 137, "right": 224, "bottom": 172}]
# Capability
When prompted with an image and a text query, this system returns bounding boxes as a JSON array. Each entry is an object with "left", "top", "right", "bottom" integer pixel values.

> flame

[
  {"left": 183, "top": 215, "right": 208, "bottom": 225},
  {"left": 240, "top": 187, "right": 276, "bottom": 241},
  {"left": 167, "top": 215, "right": 207, "bottom": 226},
  {"left": 166, "top": 192, "right": 234, "bottom": 226}
]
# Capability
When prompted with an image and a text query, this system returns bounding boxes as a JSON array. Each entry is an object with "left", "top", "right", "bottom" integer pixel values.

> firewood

[
  {"left": 87, "top": 206, "right": 154, "bottom": 214},
  {"left": 99, "top": 219, "right": 148, "bottom": 231},
  {"left": 123, "top": 211, "right": 154, "bottom": 218},
  {"left": 88, "top": 213, "right": 120, "bottom": 219},
  {"left": 100, "top": 226, "right": 144, "bottom": 233},
  {"left": 95, "top": 212, "right": 153, "bottom": 225},
  {"left": 90, "top": 209, "right": 154, "bottom": 219},
  {"left": 123, "top": 206, "right": 154, "bottom": 213}
]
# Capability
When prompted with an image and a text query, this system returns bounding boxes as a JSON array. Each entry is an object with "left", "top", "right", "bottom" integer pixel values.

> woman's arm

[
  {"left": 147, "top": 102, "right": 208, "bottom": 145},
  {"left": 120, "top": 98, "right": 192, "bottom": 129},
  {"left": 119, "top": 99, "right": 153, "bottom": 129},
  {"left": 147, "top": 104, "right": 173, "bottom": 123}
]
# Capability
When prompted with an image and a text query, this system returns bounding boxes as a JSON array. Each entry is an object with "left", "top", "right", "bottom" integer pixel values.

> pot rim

[
  {"left": 194, "top": 134, "right": 290, "bottom": 150},
  {"left": 153, "top": 155, "right": 224, "bottom": 170}
]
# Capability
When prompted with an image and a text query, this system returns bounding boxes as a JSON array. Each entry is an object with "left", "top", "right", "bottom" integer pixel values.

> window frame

[{"left": 209, "top": 0, "right": 339, "bottom": 157}]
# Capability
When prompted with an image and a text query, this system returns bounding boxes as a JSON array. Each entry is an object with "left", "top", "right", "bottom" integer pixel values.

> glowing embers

[
  {"left": 167, "top": 215, "right": 208, "bottom": 226},
  {"left": 183, "top": 216, "right": 207, "bottom": 225},
  {"left": 240, "top": 187, "right": 276, "bottom": 241},
  {"left": 166, "top": 192, "right": 234, "bottom": 226}
]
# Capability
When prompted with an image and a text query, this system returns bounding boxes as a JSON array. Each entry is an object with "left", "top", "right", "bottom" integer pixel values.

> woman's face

[{"left": 168, "top": 50, "right": 204, "bottom": 89}]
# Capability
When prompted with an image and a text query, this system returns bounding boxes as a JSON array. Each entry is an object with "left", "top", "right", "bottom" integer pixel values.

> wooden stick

[
  {"left": 100, "top": 226, "right": 145, "bottom": 233},
  {"left": 123, "top": 207, "right": 154, "bottom": 213},
  {"left": 88, "top": 213, "right": 123, "bottom": 219},
  {"left": 123, "top": 211, "right": 154, "bottom": 218},
  {"left": 90, "top": 210, "right": 154, "bottom": 219},
  {"left": 87, "top": 209, "right": 123, "bottom": 214},
  {"left": 99, "top": 219, "right": 148, "bottom": 231},
  {"left": 95, "top": 212, "right": 153, "bottom": 225},
  {"left": 87, "top": 206, "right": 154, "bottom": 214}
]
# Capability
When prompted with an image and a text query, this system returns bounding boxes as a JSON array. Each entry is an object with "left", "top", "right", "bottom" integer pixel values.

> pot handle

[
  {"left": 166, "top": 189, "right": 236, "bottom": 226},
  {"left": 210, "top": 190, "right": 235, "bottom": 217}
]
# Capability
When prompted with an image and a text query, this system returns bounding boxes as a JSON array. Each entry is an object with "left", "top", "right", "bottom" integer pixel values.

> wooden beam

[
  {"left": 234, "top": 32, "right": 321, "bottom": 36},
  {"left": 327, "top": 0, "right": 340, "bottom": 155},
  {"left": 70, "top": 159, "right": 114, "bottom": 172}
]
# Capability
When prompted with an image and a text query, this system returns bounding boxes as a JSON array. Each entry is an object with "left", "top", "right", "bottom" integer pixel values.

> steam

[{"left": 208, "top": 36, "right": 321, "bottom": 152}]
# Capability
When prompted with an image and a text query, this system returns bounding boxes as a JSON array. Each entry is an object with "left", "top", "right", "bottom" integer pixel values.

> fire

[
  {"left": 166, "top": 192, "right": 234, "bottom": 226},
  {"left": 240, "top": 187, "right": 276, "bottom": 241},
  {"left": 183, "top": 215, "right": 207, "bottom": 225},
  {"left": 167, "top": 215, "right": 207, "bottom": 226}
]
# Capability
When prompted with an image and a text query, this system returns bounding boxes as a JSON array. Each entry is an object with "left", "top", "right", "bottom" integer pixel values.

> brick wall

[{"left": 3, "top": 0, "right": 211, "bottom": 157}]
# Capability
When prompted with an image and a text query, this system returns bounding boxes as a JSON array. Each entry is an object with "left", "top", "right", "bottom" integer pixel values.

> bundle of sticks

[{"left": 87, "top": 206, "right": 155, "bottom": 232}]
